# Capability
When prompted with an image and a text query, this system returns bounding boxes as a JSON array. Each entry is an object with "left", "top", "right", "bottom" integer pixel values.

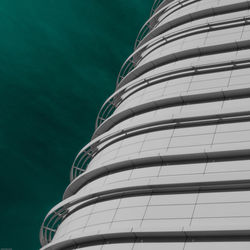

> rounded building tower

[{"left": 40, "top": 0, "right": 250, "bottom": 249}]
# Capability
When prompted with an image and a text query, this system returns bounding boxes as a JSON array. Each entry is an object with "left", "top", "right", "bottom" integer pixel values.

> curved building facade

[{"left": 40, "top": 0, "right": 250, "bottom": 249}]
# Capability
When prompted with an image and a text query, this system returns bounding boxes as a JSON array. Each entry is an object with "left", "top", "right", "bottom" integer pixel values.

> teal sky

[{"left": 0, "top": 1, "right": 153, "bottom": 249}]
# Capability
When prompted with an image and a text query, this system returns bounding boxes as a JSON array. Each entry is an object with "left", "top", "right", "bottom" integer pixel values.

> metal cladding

[{"left": 40, "top": 0, "right": 250, "bottom": 249}]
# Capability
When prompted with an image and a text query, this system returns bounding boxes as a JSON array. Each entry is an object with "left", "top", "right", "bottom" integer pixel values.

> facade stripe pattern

[{"left": 40, "top": 0, "right": 250, "bottom": 249}]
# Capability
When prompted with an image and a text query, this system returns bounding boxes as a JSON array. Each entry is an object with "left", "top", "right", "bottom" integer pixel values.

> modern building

[{"left": 40, "top": 0, "right": 250, "bottom": 249}]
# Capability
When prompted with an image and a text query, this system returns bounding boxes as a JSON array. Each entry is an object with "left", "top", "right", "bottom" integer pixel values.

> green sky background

[{"left": 0, "top": 0, "right": 153, "bottom": 249}]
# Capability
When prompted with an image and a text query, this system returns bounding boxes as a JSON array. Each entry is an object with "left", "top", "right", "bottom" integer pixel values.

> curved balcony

[
  {"left": 79, "top": 59, "right": 250, "bottom": 183},
  {"left": 73, "top": 87, "right": 250, "bottom": 182},
  {"left": 150, "top": 0, "right": 165, "bottom": 17},
  {"left": 139, "top": 1, "right": 250, "bottom": 49},
  {"left": 134, "top": 0, "right": 199, "bottom": 50},
  {"left": 150, "top": 1, "right": 179, "bottom": 17},
  {"left": 116, "top": 15, "right": 250, "bottom": 88},
  {"left": 41, "top": 153, "right": 250, "bottom": 247},
  {"left": 40, "top": 204, "right": 67, "bottom": 246},
  {"left": 97, "top": 57, "right": 250, "bottom": 135},
  {"left": 40, "top": 228, "right": 250, "bottom": 250}
]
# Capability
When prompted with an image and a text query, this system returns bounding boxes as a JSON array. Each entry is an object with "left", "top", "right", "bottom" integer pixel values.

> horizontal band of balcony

[
  {"left": 117, "top": 16, "right": 250, "bottom": 98},
  {"left": 84, "top": 88, "right": 250, "bottom": 179},
  {"left": 40, "top": 154, "right": 250, "bottom": 248},
  {"left": 41, "top": 229, "right": 250, "bottom": 250},
  {"left": 94, "top": 85, "right": 250, "bottom": 144},
  {"left": 67, "top": 146, "right": 250, "bottom": 199},
  {"left": 98, "top": 57, "right": 250, "bottom": 130},
  {"left": 119, "top": 15, "right": 250, "bottom": 89},
  {"left": 74, "top": 104, "right": 250, "bottom": 182},
  {"left": 41, "top": 150, "right": 250, "bottom": 247},
  {"left": 118, "top": 36, "right": 250, "bottom": 90},
  {"left": 134, "top": 0, "right": 200, "bottom": 51},
  {"left": 137, "top": 0, "right": 250, "bottom": 51}
]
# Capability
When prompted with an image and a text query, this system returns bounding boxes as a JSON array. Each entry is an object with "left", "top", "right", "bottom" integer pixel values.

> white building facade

[{"left": 40, "top": 0, "right": 250, "bottom": 249}]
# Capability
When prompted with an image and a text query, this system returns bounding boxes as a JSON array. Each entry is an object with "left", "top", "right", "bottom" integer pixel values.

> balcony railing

[
  {"left": 41, "top": 146, "right": 250, "bottom": 246},
  {"left": 72, "top": 58, "right": 250, "bottom": 180},
  {"left": 150, "top": 0, "right": 165, "bottom": 17},
  {"left": 134, "top": 0, "right": 198, "bottom": 50},
  {"left": 96, "top": 17, "right": 250, "bottom": 132},
  {"left": 117, "top": 13, "right": 250, "bottom": 88}
]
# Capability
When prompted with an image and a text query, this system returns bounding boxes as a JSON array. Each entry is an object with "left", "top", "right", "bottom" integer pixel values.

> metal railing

[
  {"left": 117, "top": 14, "right": 250, "bottom": 88},
  {"left": 73, "top": 59, "right": 250, "bottom": 180},
  {"left": 97, "top": 17, "right": 250, "bottom": 130},
  {"left": 40, "top": 206, "right": 67, "bottom": 246},
  {"left": 150, "top": 0, "right": 166, "bottom": 17},
  {"left": 41, "top": 147, "right": 250, "bottom": 246},
  {"left": 134, "top": 0, "right": 199, "bottom": 50}
]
